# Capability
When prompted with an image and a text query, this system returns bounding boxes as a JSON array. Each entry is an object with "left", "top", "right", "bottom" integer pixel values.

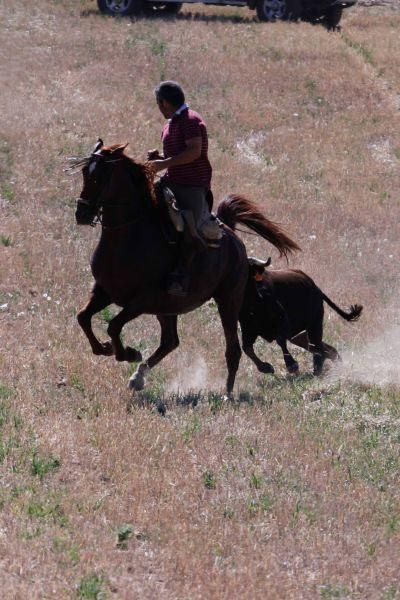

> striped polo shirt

[{"left": 162, "top": 107, "right": 212, "bottom": 189}]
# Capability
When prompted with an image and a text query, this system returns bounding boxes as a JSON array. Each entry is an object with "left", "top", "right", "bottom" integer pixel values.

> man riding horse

[{"left": 147, "top": 81, "right": 222, "bottom": 296}]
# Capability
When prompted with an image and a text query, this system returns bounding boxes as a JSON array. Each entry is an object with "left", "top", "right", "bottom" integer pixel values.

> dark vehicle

[{"left": 97, "top": 0, "right": 357, "bottom": 28}]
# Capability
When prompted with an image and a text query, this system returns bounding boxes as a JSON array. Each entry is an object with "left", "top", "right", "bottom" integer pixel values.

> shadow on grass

[{"left": 128, "top": 372, "right": 317, "bottom": 414}]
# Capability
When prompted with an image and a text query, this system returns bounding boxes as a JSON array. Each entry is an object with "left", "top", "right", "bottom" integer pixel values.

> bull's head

[{"left": 248, "top": 256, "right": 271, "bottom": 281}]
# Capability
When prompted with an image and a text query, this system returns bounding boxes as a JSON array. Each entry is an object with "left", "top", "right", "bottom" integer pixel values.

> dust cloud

[
  {"left": 167, "top": 353, "right": 224, "bottom": 394},
  {"left": 330, "top": 324, "right": 400, "bottom": 386}
]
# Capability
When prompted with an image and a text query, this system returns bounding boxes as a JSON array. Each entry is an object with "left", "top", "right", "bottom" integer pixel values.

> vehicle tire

[
  {"left": 97, "top": 0, "right": 143, "bottom": 16},
  {"left": 143, "top": 2, "right": 182, "bottom": 14},
  {"left": 256, "top": 0, "right": 302, "bottom": 22},
  {"left": 324, "top": 5, "right": 343, "bottom": 30}
]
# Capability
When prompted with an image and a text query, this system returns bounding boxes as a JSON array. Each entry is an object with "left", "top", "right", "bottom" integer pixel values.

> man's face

[{"left": 156, "top": 96, "right": 175, "bottom": 119}]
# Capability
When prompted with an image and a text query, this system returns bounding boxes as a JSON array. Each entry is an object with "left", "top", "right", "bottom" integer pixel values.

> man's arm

[{"left": 149, "top": 137, "right": 202, "bottom": 173}]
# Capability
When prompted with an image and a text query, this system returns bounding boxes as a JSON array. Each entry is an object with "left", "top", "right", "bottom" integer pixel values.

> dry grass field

[{"left": 1, "top": 0, "right": 399, "bottom": 598}]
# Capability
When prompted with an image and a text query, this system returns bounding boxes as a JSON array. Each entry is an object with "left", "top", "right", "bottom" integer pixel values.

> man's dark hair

[{"left": 155, "top": 81, "right": 185, "bottom": 107}]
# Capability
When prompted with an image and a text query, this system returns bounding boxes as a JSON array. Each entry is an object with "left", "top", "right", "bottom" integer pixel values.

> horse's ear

[
  {"left": 111, "top": 143, "right": 129, "bottom": 156},
  {"left": 93, "top": 138, "right": 103, "bottom": 154}
]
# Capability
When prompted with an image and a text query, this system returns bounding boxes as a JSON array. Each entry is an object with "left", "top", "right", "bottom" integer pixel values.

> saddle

[{"left": 155, "top": 182, "right": 222, "bottom": 248}]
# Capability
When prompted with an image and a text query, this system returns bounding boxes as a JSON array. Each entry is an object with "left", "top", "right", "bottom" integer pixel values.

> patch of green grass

[
  {"left": 76, "top": 574, "right": 106, "bottom": 599},
  {"left": 182, "top": 415, "right": 200, "bottom": 443},
  {"left": 150, "top": 39, "right": 167, "bottom": 57},
  {"left": 208, "top": 391, "right": 224, "bottom": 414},
  {"left": 100, "top": 307, "right": 115, "bottom": 324},
  {"left": 70, "top": 374, "right": 85, "bottom": 394},
  {"left": 31, "top": 451, "right": 60, "bottom": 480},
  {"left": 27, "top": 498, "right": 68, "bottom": 528},
  {"left": 1, "top": 183, "right": 14, "bottom": 203},
  {"left": 202, "top": 471, "right": 216, "bottom": 490},
  {"left": 1, "top": 235, "right": 12, "bottom": 246},
  {"left": 0, "top": 384, "right": 14, "bottom": 402},
  {"left": 53, "top": 537, "right": 80, "bottom": 565},
  {"left": 116, "top": 523, "right": 133, "bottom": 550},
  {"left": 247, "top": 494, "right": 272, "bottom": 515},
  {"left": 20, "top": 250, "right": 32, "bottom": 276},
  {"left": 381, "top": 584, "right": 399, "bottom": 600},
  {"left": 262, "top": 46, "right": 283, "bottom": 61},
  {"left": 0, "top": 401, "right": 11, "bottom": 428},
  {"left": 249, "top": 472, "right": 262, "bottom": 490},
  {"left": 320, "top": 582, "right": 350, "bottom": 598}
]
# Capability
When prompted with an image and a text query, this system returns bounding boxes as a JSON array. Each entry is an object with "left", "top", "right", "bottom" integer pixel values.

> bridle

[{"left": 76, "top": 154, "right": 137, "bottom": 228}]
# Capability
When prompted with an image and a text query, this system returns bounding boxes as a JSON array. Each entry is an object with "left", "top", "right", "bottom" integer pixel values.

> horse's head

[
  {"left": 74, "top": 139, "right": 129, "bottom": 226},
  {"left": 72, "top": 139, "right": 156, "bottom": 227}
]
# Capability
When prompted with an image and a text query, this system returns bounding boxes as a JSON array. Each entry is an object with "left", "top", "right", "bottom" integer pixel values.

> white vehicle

[{"left": 96, "top": 0, "right": 357, "bottom": 28}]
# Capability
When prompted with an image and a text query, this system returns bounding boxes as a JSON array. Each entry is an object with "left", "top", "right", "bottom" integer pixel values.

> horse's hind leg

[
  {"left": 129, "top": 315, "right": 179, "bottom": 392},
  {"left": 77, "top": 285, "right": 113, "bottom": 356}
]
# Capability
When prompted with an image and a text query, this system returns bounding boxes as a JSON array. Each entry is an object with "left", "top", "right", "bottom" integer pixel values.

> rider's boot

[{"left": 167, "top": 212, "right": 200, "bottom": 297}]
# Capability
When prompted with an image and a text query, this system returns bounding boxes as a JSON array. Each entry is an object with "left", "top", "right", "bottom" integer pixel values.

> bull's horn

[{"left": 248, "top": 256, "right": 271, "bottom": 267}]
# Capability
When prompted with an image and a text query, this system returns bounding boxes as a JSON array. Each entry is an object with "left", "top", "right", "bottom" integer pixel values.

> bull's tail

[
  {"left": 217, "top": 194, "right": 300, "bottom": 259},
  {"left": 321, "top": 293, "right": 363, "bottom": 322}
]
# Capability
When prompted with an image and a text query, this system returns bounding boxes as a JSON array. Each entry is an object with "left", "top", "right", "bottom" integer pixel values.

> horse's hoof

[
  {"left": 287, "top": 362, "right": 299, "bottom": 374},
  {"left": 259, "top": 363, "right": 275, "bottom": 374},
  {"left": 222, "top": 393, "right": 234, "bottom": 402},
  {"left": 129, "top": 373, "right": 145, "bottom": 392},
  {"left": 128, "top": 364, "right": 148, "bottom": 391},
  {"left": 125, "top": 347, "right": 142, "bottom": 363}
]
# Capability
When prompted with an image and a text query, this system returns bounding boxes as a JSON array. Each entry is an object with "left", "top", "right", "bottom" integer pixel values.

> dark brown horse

[{"left": 72, "top": 140, "right": 299, "bottom": 397}]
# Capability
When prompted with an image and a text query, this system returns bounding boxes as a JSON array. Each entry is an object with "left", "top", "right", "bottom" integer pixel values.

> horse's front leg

[
  {"left": 129, "top": 316, "right": 179, "bottom": 391},
  {"left": 77, "top": 284, "right": 113, "bottom": 356},
  {"left": 106, "top": 304, "right": 143, "bottom": 363},
  {"left": 215, "top": 300, "right": 242, "bottom": 399}
]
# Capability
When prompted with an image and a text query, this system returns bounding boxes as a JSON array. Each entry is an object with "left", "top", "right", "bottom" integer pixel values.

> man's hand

[
  {"left": 148, "top": 159, "right": 168, "bottom": 174},
  {"left": 147, "top": 137, "right": 202, "bottom": 174},
  {"left": 147, "top": 149, "right": 162, "bottom": 160}
]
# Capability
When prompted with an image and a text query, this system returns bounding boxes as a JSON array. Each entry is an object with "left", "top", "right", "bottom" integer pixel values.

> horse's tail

[
  {"left": 216, "top": 194, "right": 300, "bottom": 258},
  {"left": 321, "top": 292, "right": 363, "bottom": 322}
]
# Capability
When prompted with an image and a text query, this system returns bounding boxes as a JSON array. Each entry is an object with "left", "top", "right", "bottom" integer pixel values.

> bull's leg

[
  {"left": 242, "top": 331, "right": 275, "bottom": 374},
  {"left": 308, "top": 319, "right": 325, "bottom": 376},
  {"left": 322, "top": 342, "right": 341, "bottom": 362},
  {"left": 276, "top": 336, "right": 299, "bottom": 374},
  {"left": 129, "top": 316, "right": 179, "bottom": 391},
  {"left": 216, "top": 301, "right": 242, "bottom": 398},
  {"left": 77, "top": 284, "right": 114, "bottom": 356},
  {"left": 290, "top": 331, "right": 339, "bottom": 370}
]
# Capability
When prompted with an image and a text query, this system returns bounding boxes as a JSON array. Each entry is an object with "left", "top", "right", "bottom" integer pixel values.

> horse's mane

[
  {"left": 108, "top": 146, "right": 157, "bottom": 207},
  {"left": 65, "top": 144, "right": 157, "bottom": 207}
]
